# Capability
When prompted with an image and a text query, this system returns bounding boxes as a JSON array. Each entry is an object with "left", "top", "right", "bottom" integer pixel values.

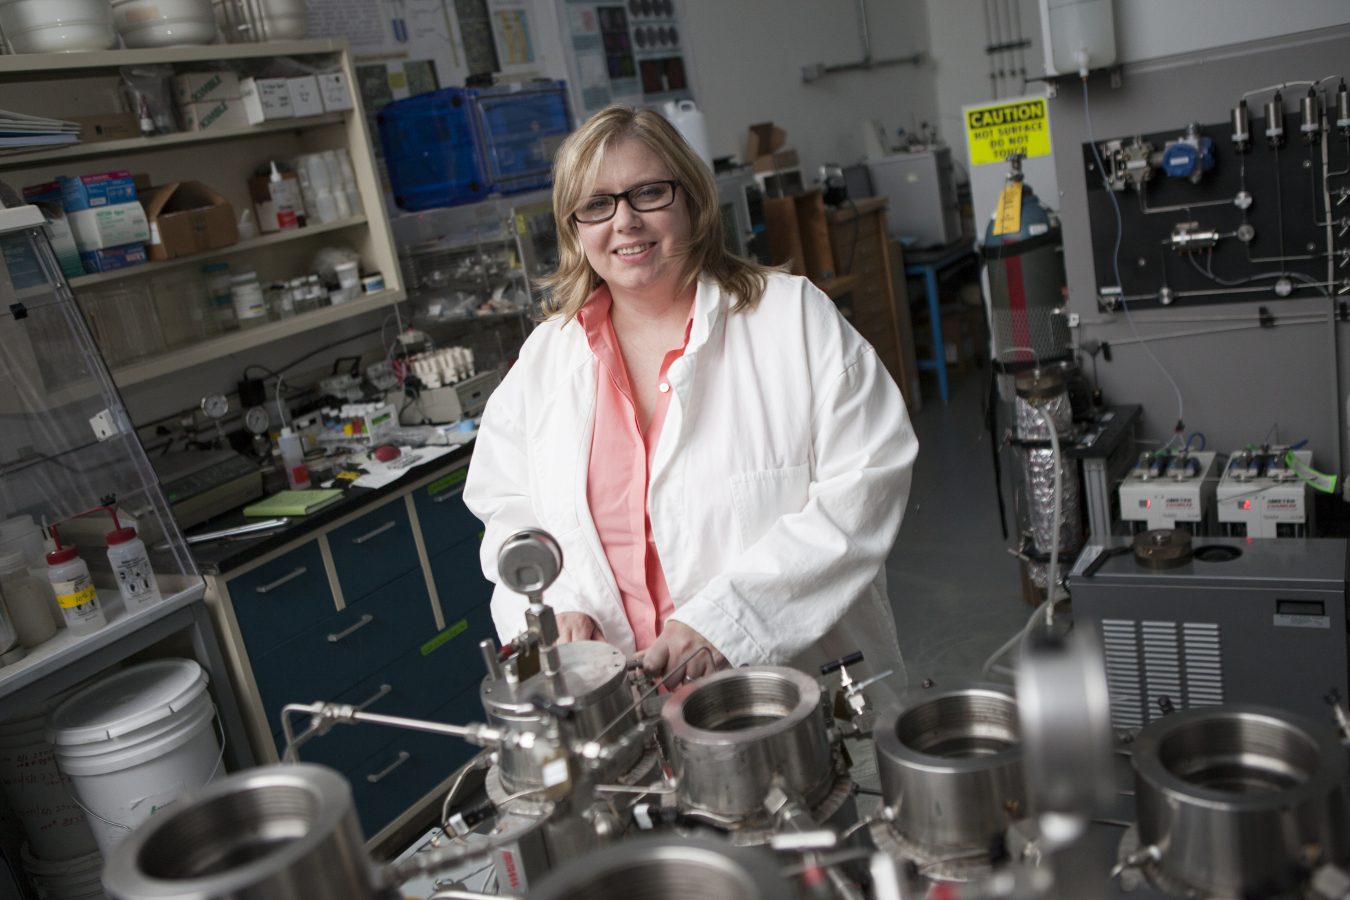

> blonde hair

[{"left": 540, "top": 105, "right": 772, "bottom": 321}]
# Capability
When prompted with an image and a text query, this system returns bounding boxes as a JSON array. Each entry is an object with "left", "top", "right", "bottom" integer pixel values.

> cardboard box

[
  {"left": 71, "top": 114, "right": 140, "bottom": 144},
  {"left": 239, "top": 77, "right": 293, "bottom": 124},
  {"left": 746, "top": 122, "right": 786, "bottom": 161},
  {"left": 752, "top": 148, "right": 799, "bottom": 174},
  {"left": 287, "top": 76, "right": 325, "bottom": 117},
  {"left": 174, "top": 71, "right": 241, "bottom": 107},
  {"left": 181, "top": 99, "right": 250, "bottom": 132},
  {"left": 58, "top": 171, "right": 137, "bottom": 211},
  {"left": 22, "top": 181, "right": 83, "bottom": 280},
  {"left": 68, "top": 202, "right": 151, "bottom": 252},
  {"left": 80, "top": 243, "right": 147, "bottom": 274},
  {"left": 317, "top": 72, "right": 353, "bottom": 112},
  {"left": 139, "top": 182, "right": 239, "bottom": 261},
  {"left": 913, "top": 305, "right": 986, "bottom": 375}
]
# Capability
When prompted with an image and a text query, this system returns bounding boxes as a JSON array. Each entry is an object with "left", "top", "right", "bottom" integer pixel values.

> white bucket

[
  {"left": 0, "top": 697, "right": 100, "bottom": 861},
  {"left": 19, "top": 843, "right": 103, "bottom": 900},
  {"left": 45, "top": 660, "right": 223, "bottom": 856}
]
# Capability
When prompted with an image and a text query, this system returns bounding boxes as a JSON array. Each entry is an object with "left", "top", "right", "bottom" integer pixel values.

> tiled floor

[{"left": 885, "top": 369, "right": 1034, "bottom": 690}]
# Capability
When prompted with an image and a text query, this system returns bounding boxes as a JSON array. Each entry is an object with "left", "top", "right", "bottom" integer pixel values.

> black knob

[{"left": 820, "top": 651, "right": 864, "bottom": 675}]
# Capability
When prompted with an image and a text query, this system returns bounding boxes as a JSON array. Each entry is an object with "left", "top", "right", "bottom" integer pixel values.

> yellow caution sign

[
  {"left": 965, "top": 98, "right": 1052, "bottom": 166},
  {"left": 992, "top": 182, "right": 1023, "bottom": 236}
]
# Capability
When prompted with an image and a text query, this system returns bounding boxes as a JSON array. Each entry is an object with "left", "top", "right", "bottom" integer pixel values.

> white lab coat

[{"left": 463, "top": 272, "right": 918, "bottom": 678}]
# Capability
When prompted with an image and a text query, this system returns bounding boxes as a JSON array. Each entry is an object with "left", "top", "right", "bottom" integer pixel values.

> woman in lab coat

[{"left": 463, "top": 105, "right": 918, "bottom": 686}]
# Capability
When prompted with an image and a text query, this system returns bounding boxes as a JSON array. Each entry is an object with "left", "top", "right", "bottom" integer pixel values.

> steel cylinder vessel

[
  {"left": 528, "top": 836, "right": 793, "bottom": 900},
  {"left": 663, "top": 667, "right": 833, "bottom": 820},
  {"left": 481, "top": 641, "right": 639, "bottom": 791},
  {"left": 1132, "top": 705, "right": 1350, "bottom": 898},
  {"left": 102, "top": 764, "right": 379, "bottom": 900},
  {"left": 874, "top": 685, "right": 1026, "bottom": 850}
]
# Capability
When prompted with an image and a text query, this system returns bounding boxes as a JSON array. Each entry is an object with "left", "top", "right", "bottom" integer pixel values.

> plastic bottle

[
  {"left": 0, "top": 516, "right": 44, "bottom": 564},
  {"left": 335, "top": 149, "right": 362, "bottom": 216},
  {"left": 46, "top": 545, "right": 106, "bottom": 637},
  {"left": 278, "top": 428, "right": 311, "bottom": 490},
  {"left": 202, "top": 263, "right": 238, "bottom": 332},
  {"left": 231, "top": 267, "right": 268, "bottom": 330},
  {"left": 0, "top": 588, "right": 24, "bottom": 665},
  {"left": 105, "top": 526, "right": 162, "bottom": 614},
  {"left": 32, "top": 530, "right": 63, "bottom": 628},
  {"left": 322, "top": 151, "right": 352, "bottom": 219},
  {"left": 0, "top": 550, "right": 54, "bottom": 647},
  {"left": 269, "top": 161, "right": 301, "bottom": 230}
]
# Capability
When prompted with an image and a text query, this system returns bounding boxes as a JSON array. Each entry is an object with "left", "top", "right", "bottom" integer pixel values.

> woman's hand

[
  {"left": 555, "top": 612, "right": 599, "bottom": 643},
  {"left": 642, "top": 620, "right": 727, "bottom": 684}
]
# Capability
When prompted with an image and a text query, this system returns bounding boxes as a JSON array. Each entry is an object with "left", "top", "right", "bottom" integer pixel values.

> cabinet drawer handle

[
  {"left": 432, "top": 486, "right": 465, "bottom": 504},
  {"left": 352, "top": 520, "right": 397, "bottom": 544},
  {"left": 356, "top": 683, "right": 392, "bottom": 711},
  {"left": 256, "top": 567, "right": 307, "bottom": 593},
  {"left": 328, "top": 614, "right": 374, "bottom": 642},
  {"left": 367, "top": 750, "right": 411, "bottom": 782}
]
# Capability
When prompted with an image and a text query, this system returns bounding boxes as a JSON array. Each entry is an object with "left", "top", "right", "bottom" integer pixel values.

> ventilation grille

[{"left": 1099, "top": 619, "right": 1223, "bottom": 728}]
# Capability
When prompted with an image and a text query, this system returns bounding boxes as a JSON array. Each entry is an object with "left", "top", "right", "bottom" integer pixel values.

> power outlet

[
  {"left": 89, "top": 409, "right": 118, "bottom": 441},
  {"left": 1068, "top": 313, "right": 1081, "bottom": 328}
]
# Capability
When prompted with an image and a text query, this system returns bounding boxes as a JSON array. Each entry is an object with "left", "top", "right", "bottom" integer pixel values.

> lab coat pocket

[{"left": 728, "top": 464, "right": 810, "bottom": 550}]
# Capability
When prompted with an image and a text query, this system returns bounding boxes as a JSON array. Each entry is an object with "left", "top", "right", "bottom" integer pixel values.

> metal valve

[{"left": 821, "top": 651, "right": 891, "bottom": 721}]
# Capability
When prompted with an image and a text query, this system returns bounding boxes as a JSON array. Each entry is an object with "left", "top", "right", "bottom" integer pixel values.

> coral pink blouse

[{"left": 577, "top": 285, "right": 693, "bottom": 651}]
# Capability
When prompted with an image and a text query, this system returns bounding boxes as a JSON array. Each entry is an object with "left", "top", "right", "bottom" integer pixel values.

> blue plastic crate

[
  {"left": 472, "top": 80, "right": 572, "bottom": 195},
  {"left": 378, "top": 88, "right": 491, "bottom": 211}
]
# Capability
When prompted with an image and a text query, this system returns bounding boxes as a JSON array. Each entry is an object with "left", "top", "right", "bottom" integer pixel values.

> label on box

[
  {"left": 80, "top": 243, "right": 148, "bottom": 274},
  {"left": 69, "top": 202, "right": 150, "bottom": 251},
  {"left": 182, "top": 99, "right": 249, "bottom": 132},
  {"left": 174, "top": 71, "right": 241, "bottom": 106},
  {"left": 317, "top": 73, "right": 353, "bottom": 112},
  {"left": 287, "top": 76, "right": 325, "bottom": 117},
  {"left": 59, "top": 172, "right": 137, "bottom": 211},
  {"left": 240, "top": 77, "right": 294, "bottom": 124}
]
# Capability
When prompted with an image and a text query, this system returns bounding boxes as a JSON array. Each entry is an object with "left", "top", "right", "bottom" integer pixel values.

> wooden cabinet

[{"left": 824, "top": 197, "right": 917, "bottom": 408}]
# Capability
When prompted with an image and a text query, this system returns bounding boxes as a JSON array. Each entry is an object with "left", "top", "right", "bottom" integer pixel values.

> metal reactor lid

[
  {"left": 1014, "top": 365, "right": 1068, "bottom": 401},
  {"left": 481, "top": 641, "right": 628, "bottom": 719},
  {"left": 1133, "top": 529, "right": 1194, "bottom": 569}
]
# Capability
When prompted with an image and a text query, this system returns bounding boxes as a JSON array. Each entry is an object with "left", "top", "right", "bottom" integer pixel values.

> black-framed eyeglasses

[{"left": 573, "top": 180, "right": 680, "bottom": 224}]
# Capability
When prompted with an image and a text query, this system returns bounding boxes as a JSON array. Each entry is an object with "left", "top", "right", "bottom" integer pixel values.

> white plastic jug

[{"left": 662, "top": 100, "right": 712, "bottom": 171}]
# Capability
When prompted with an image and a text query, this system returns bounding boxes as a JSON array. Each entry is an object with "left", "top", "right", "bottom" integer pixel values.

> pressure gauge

[
  {"left": 201, "top": 393, "right": 229, "bottom": 419},
  {"left": 244, "top": 406, "right": 270, "bottom": 435}
]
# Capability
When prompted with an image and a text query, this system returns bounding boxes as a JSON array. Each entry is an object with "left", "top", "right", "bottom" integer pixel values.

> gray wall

[{"left": 1050, "top": 25, "right": 1350, "bottom": 485}]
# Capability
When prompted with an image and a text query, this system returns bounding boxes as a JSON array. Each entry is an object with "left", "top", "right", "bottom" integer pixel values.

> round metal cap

[
  {"left": 1014, "top": 366, "right": 1067, "bottom": 401},
  {"left": 1133, "top": 529, "right": 1193, "bottom": 569},
  {"left": 497, "top": 529, "right": 563, "bottom": 597}
]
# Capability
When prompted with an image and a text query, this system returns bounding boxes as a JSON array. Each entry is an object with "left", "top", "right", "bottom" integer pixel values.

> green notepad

[{"left": 243, "top": 490, "right": 344, "bottom": 517}]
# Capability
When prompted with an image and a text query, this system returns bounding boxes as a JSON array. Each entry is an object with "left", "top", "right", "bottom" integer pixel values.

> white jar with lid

[
  {"left": 230, "top": 268, "right": 267, "bottom": 330},
  {"left": 105, "top": 526, "right": 162, "bottom": 614},
  {"left": 45, "top": 546, "right": 106, "bottom": 637},
  {"left": 0, "top": 550, "right": 54, "bottom": 648}
]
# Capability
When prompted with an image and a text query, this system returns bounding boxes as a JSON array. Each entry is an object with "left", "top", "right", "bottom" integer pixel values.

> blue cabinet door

[
  {"left": 328, "top": 500, "right": 423, "bottom": 605},
  {"left": 279, "top": 601, "right": 495, "bottom": 773},
  {"left": 347, "top": 687, "right": 484, "bottom": 839},
  {"left": 429, "top": 536, "right": 495, "bottom": 626},
  {"left": 228, "top": 541, "right": 336, "bottom": 658},
  {"left": 412, "top": 467, "right": 481, "bottom": 559},
  {"left": 252, "top": 568, "right": 440, "bottom": 733}
]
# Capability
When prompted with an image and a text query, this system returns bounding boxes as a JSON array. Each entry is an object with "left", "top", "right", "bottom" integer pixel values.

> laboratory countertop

[{"left": 183, "top": 440, "right": 475, "bottom": 577}]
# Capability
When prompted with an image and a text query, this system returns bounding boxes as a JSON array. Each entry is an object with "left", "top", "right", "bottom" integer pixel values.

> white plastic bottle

[
  {"left": 278, "top": 427, "right": 311, "bottom": 490},
  {"left": 45, "top": 545, "right": 107, "bottom": 636},
  {"left": 0, "top": 550, "right": 55, "bottom": 647},
  {"left": 105, "top": 525, "right": 162, "bottom": 613}
]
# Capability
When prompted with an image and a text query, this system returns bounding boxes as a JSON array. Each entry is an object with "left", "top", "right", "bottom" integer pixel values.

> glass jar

[{"left": 202, "top": 263, "right": 238, "bottom": 332}]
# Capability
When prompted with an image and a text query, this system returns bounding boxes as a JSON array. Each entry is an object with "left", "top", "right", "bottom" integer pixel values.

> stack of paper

[{"left": 0, "top": 109, "right": 81, "bottom": 152}]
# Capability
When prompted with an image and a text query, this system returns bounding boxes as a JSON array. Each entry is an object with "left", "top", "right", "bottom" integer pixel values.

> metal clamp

[
  {"left": 352, "top": 521, "right": 397, "bottom": 544},
  {"left": 328, "top": 614, "right": 374, "bottom": 642},
  {"left": 256, "top": 567, "right": 307, "bottom": 593},
  {"left": 367, "top": 751, "right": 411, "bottom": 783},
  {"left": 432, "top": 487, "right": 465, "bottom": 504},
  {"left": 356, "top": 684, "right": 392, "bottom": 711}
]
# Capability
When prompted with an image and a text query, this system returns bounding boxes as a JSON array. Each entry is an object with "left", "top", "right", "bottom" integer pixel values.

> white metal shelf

[
  {"left": 0, "top": 39, "right": 348, "bottom": 75},
  {"left": 110, "top": 289, "right": 400, "bottom": 386},
  {"left": 69, "top": 214, "right": 367, "bottom": 289},
  {"left": 0, "top": 113, "right": 348, "bottom": 172}
]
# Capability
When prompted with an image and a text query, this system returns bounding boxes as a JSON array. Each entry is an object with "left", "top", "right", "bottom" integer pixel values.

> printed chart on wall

[{"left": 559, "top": 0, "right": 692, "bottom": 118}]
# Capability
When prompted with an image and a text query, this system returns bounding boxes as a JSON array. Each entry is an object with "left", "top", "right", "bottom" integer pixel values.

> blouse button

[{"left": 659, "top": 383, "right": 670, "bottom": 393}]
